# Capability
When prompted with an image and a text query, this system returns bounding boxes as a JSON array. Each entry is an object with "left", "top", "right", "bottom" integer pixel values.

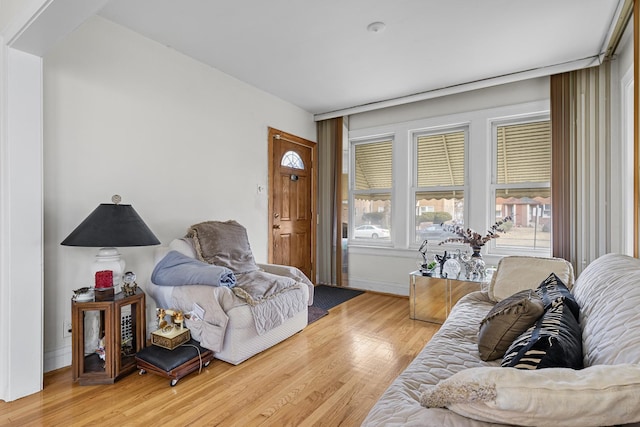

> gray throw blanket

[
  {"left": 151, "top": 250, "right": 236, "bottom": 287},
  {"left": 232, "top": 270, "right": 306, "bottom": 335}
]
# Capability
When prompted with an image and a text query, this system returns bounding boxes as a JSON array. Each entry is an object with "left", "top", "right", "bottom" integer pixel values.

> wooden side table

[
  {"left": 409, "top": 271, "right": 483, "bottom": 324},
  {"left": 72, "top": 289, "right": 146, "bottom": 385}
]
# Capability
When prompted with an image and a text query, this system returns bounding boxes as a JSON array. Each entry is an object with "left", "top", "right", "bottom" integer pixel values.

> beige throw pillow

[
  {"left": 478, "top": 289, "right": 544, "bottom": 361},
  {"left": 187, "top": 220, "right": 259, "bottom": 274},
  {"left": 488, "top": 256, "right": 574, "bottom": 302},
  {"left": 421, "top": 365, "right": 640, "bottom": 427}
]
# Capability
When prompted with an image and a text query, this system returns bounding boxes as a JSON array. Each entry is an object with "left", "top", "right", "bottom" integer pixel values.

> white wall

[
  {"left": 350, "top": 78, "right": 550, "bottom": 131},
  {"left": 610, "top": 18, "right": 634, "bottom": 256},
  {"left": 43, "top": 16, "right": 316, "bottom": 371},
  {"left": 0, "top": 45, "right": 44, "bottom": 401},
  {"left": 0, "top": 0, "right": 26, "bottom": 30}
]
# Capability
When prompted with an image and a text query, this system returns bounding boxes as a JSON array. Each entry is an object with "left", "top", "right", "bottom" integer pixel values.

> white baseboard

[
  {"left": 347, "top": 278, "right": 409, "bottom": 296},
  {"left": 44, "top": 345, "right": 71, "bottom": 373}
]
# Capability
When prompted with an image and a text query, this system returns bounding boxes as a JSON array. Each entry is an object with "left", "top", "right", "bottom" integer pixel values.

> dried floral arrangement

[{"left": 439, "top": 216, "right": 512, "bottom": 248}]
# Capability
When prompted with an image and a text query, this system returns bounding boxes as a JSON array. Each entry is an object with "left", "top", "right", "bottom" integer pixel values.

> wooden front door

[{"left": 268, "top": 127, "right": 316, "bottom": 281}]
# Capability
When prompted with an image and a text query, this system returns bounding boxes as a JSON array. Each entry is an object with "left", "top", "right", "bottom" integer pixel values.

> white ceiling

[{"left": 97, "top": 0, "right": 625, "bottom": 117}]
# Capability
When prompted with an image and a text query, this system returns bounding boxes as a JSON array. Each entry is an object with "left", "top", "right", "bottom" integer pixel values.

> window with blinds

[
  {"left": 413, "top": 128, "right": 466, "bottom": 244},
  {"left": 493, "top": 119, "right": 551, "bottom": 252},
  {"left": 351, "top": 139, "right": 392, "bottom": 241}
]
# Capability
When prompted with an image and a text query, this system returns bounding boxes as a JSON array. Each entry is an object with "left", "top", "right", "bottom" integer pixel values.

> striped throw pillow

[{"left": 501, "top": 298, "right": 583, "bottom": 370}]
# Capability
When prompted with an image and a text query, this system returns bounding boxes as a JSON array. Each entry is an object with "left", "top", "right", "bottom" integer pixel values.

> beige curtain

[
  {"left": 316, "top": 117, "right": 343, "bottom": 285},
  {"left": 550, "top": 62, "right": 611, "bottom": 275}
]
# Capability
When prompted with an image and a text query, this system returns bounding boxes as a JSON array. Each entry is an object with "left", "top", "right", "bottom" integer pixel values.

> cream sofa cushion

[
  {"left": 572, "top": 253, "right": 640, "bottom": 366},
  {"left": 421, "top": 364, "right": 640, "bottom": 426},
  {"left": 488, "top": 256, "right": 574, "bottom": 302}
]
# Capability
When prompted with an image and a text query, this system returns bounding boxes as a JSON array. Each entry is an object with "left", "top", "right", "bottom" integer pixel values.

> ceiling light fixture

[{"left": 367, "top": 21, "right": 386, "bottom": 33}]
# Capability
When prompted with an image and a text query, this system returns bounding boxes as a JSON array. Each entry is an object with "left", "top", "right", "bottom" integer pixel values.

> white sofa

[{"left": 363, "top": 253, "right": 640, "bottom": 427}]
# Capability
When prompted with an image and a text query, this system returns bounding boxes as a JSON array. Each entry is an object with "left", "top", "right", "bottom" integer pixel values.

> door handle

[{"left": 273, "top": 224, "right": 281, "bottom": 229}]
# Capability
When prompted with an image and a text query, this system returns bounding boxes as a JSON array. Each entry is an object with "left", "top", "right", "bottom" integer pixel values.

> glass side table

[{"left": 409, "top": 270, "right": 487, "bottom": 324}]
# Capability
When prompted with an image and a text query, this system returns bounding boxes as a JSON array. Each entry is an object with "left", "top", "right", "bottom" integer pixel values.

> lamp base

[{"left": 91, "top": 247, "right": 125, "bottom": 294}]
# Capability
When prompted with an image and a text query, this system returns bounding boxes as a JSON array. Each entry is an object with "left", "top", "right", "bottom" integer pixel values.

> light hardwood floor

[{"left": 0, "top": 290, "right": 440, "bottom": 426}]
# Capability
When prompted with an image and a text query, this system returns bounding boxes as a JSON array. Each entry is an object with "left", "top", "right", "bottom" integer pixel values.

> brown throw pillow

[
  {"left": 187, "top": 220, "right": 259, "bottom": 274},
  {"left": 478, "top": 289, "right": 544, "bottom": 361}
]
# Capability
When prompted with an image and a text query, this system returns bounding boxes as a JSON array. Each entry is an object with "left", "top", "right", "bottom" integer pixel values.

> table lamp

[{"left": 61, "top": 195, "right": 160, "bottom": 294}]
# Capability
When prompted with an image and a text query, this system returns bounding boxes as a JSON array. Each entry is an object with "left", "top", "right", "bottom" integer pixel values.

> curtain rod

[{"left": 602, "top": 0, "right": 634, "bottom": 60}]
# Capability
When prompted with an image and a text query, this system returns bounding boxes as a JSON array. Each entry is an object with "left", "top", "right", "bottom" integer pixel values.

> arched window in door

[{"left": 281, "top": 150, "right": 304, "bottom": 170}]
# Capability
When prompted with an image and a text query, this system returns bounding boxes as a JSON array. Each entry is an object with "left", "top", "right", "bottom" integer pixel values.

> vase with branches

[{"left": 439, "top": 216, "right": 512, "bottom": 258}]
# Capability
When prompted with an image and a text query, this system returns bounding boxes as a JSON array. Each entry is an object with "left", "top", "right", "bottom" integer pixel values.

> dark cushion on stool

[{"left": 136, "top": 339, "right": 209, "bottom": 372}]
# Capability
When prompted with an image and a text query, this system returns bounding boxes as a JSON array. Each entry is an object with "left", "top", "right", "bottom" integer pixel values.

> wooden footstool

[{"left": 136, "top": 339, "right": 214, "bottom": 386}]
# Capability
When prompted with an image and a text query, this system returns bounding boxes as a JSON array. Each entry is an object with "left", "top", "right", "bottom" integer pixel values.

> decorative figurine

[
  {"left": 443, "top": 256, "right": 462, "bottom": 279},
  {"left": 72, "top": 286, "right": 93, "bottom": 302},
  {"left": 418, "top": 239, "right": 429, "bottom": 267},
  {"left": 460, "top": 250, "right": 486, "bottom": 279},
  {"left": 96, "top": 336, "right": 106, "bottom": 361},
  {"left": 435, "top": 251, "right": 451, "bottom": 276},
  {"left": 418, "top": 240, "right": 436, "bottom": 275},
  {"left": 156, "top": 307, "right": 188, "bottom": 331},
  {"left": 122, "top": 271, "right": 138, "bottom": 296}
]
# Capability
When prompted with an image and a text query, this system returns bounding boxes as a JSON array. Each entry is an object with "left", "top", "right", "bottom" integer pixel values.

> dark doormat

[
  {"left": 307, "top": 285, "right": 365, "bottom": 325},
  {"left": 308, "top": 305, "right": 329, "bottom": 324}
]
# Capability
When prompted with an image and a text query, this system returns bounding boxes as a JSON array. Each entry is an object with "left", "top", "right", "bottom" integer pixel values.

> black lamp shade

[{"left": 61, "top": 203, "right": 160, "bottom": 247}]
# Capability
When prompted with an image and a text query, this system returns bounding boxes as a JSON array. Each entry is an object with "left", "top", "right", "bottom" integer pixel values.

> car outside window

[{"left": 350, "top": 138, "right": 392, "bottom": 243}]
